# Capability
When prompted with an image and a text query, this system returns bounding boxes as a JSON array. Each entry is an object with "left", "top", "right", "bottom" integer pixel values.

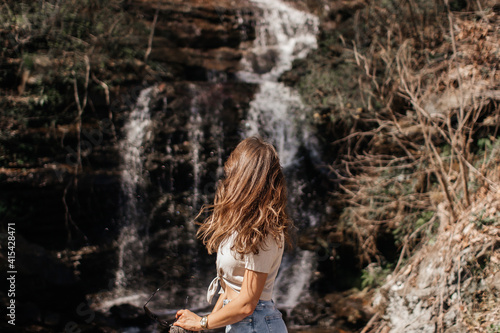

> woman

[{"left": 174, "top": 136, "right": 291, "bottom": 332}]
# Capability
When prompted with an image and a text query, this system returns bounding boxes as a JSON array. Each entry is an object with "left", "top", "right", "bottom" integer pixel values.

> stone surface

[
  {"left": 0, "top": 1, "right": 260, "bottom": 331},
  {"left": 170, "top": 326, "right": 194, "bottom": 333},
  {"left": 133, "top": 0, "right": 256, "bottom": 75}
]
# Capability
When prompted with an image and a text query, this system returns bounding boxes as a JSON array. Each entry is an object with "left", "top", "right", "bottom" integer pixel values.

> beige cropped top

[{"left": 206, "top": 232, "right": 284, "bottom": 303}]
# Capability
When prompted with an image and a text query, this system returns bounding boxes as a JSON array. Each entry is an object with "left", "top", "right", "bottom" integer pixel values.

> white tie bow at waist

[{"left": 206, "top": 276, "right": 220, "bottom": 303}]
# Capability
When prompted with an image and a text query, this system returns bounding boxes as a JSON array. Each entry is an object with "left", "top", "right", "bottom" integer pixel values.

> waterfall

[
  {"left": 238, "top": 0, "right": 320, "bottom": 310},
  {"left": 189, "top": 101, "right": 204, "bottom": 213},
  {"left": 274, "top": 250, "right": 316, "bottom": 309},
  {"left": 237, "top": 0, "right": 319, "bottom": 83},
  {"left": 243, "top": 81, "right": 306, "bottom": 168},
  {"left": 95, "top": 0, "right": 322, "bottom": 320},
  {"left": 115, "top": 87, "right": 155, "bottom": 292},
  {"left": 184, "top": 84, "right": 229, "bottom": 310}
]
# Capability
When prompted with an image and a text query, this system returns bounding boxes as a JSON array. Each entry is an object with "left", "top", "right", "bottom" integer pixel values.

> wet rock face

[
  {"left": 134, "top": 0, "right": 256, "bottom": 76},
  {"left": 0, "top": 1, "right": 347, "bottom": 331},
  {"left": 0, "top": 1, "right": 260, "bottom": 331},
  {"left": 0, "top": 0, "right": 259, "bottom": 244}
]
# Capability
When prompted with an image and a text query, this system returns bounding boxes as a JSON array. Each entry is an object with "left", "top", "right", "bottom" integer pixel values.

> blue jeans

[{"left": 223, "top": 299, "right": 288, "bottom": 333}]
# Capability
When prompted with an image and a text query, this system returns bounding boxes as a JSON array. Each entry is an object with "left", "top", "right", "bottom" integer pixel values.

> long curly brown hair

[{"left": 196, "top": 136, "right": 292, "bottom": 255}]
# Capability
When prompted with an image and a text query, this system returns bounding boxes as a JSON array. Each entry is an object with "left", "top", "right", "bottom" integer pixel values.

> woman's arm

[
  {"left": 211, "top": 290, "right": 227, "bottom": 314},
  {"left": 174, "top": 269, "right": 267, "bottom": 331}
]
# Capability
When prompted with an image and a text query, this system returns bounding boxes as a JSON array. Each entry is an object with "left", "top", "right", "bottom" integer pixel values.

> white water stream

[
  {"left": 238, "top": 0, "right": 320, "bottom": 309},
  {"left": 100, "top": 0, "right": 321, "bottom": 319},
  {"left": 115, "top": 87, "right": 155, "bottom": 292}
]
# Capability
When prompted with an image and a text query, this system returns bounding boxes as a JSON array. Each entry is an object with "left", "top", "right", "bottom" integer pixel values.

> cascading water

[
  {"left": 243, "top": 81, "right": 306, "bottom": 168},
  {"left": 115, "top": 87, "right": 155, "bottom": 293},
  {"left": 189, "top": 100, "right": 204, "bottom": 213},
  {"left": 177, "top": 79, "right": 232, "bottom": 310},
  {"left": 95, "top": 0, "right": 322, "bottom": 324},
  {"left": 238, "top": 0, "right": 321, "bottom": 310},
  {"left": 237, "top": 0, "right": 318, "bottom": 83}
]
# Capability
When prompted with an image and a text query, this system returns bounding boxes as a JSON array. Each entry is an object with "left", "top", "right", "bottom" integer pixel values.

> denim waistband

[
  {"left": 255, "top": 299, "right": 276, "bottom": 310},
  {"left": 223, "top": 299, "right": 276, "bottom": 310}
]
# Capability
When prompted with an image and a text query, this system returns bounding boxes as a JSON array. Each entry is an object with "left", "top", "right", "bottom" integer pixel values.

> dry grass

[
  {"left": 321, "top": 1, "right": 500, "bottom": 330},
  {"left": 331, "top": 0, "right": 499, "bottom": 266}
]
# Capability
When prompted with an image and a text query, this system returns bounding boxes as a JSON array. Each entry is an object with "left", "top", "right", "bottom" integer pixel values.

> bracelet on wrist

[{"left": 200, "top": 315, "right": 209, "bottom": 330}]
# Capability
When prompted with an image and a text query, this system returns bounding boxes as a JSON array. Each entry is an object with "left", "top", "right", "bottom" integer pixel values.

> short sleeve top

[{"left": 206, "top": 232, "right": 284, "bottom": 303}]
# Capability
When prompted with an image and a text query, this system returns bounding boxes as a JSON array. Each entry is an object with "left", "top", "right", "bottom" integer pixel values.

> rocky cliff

[{"left": 0, "top": 1, "right": 259, "bottom": 331}]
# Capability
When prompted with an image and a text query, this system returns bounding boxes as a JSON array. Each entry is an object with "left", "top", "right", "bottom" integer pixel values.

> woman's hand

[{"left": 173, "top": 309, "right": 203, "bottom": 331}]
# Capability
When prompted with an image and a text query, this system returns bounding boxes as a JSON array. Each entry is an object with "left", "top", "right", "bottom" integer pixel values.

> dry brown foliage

[
  {"left": 331, "top": 0, "right": 499, "bottom": 270},
  {"left": 323, "top": 0, "right": 500, "bottom": 331}
]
